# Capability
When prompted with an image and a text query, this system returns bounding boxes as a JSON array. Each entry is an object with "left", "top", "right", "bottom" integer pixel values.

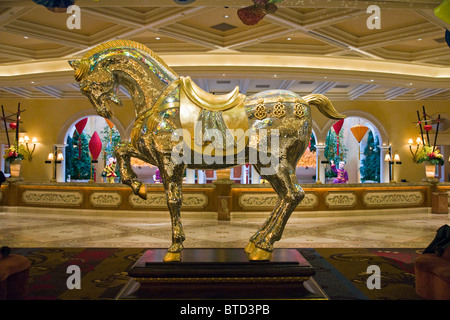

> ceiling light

[
  {"left": 155, "top": 37, "right": 161, "bottom": 40},
  {"left": 24, "top": 36, "right": 29, "bottom": 39},
  {"left": 417, "top": 38, "right": 422, "bottom": 41},
  {"left": 224, "top": 15, "right": 229, "bottom": 18},
  {"left": 287, "top": 37, "right": 291, "bottom": 40}
]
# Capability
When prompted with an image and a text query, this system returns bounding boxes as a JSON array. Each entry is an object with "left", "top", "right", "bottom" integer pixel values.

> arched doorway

[
  {"left": 64, "top": 116, "right": 121, "bottom": 182},
  {"left": 322, "top": 111, "right": 388, "bottom": 183}
]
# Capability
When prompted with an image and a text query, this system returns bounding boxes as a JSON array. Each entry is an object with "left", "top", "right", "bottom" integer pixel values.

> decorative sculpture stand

[
  {"left": 70, "top": 40, "right": 344, "bottom": 299},
  {"left": 117, "top": 248, "right": 326, "bottom": 300}
]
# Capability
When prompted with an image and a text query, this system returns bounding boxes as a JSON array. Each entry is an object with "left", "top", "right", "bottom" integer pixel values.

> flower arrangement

[
  {"left": 410, "top": 106, "right": 444, "bottom": 166},
  {"left": 414, "top": 145, "right": 444, "bottom": 166},
  {"left": 3, "top": 144, "right": 25, "bottom": 163}
]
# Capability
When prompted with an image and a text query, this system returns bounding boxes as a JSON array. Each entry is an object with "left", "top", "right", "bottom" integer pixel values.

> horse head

[{"left": 69, "top": 59, "right": 122, "bottom": 119}]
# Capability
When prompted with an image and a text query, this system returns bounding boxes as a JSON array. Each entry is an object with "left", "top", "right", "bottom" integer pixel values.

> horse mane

[{"left": 82, "top": 39, "right": 178, "bottom": 77}]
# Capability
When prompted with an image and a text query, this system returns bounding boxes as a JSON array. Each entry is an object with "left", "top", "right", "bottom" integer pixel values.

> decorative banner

[
  {"left": 89, "top": 131, "right": 102, "bottom": 160},
  {"left": 75, "top": 118, "right": 88, "bottom": 135},
  {"left": 332, "top": 119, "right": 344, "bottom": 156}
]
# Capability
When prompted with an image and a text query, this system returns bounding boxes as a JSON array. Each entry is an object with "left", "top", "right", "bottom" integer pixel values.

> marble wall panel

[
  {"left": 129, "top": 192, "right": 208, "bottom": 209},
  {"left": 22, "top": 190, "right": 83, "bottom": 206}
]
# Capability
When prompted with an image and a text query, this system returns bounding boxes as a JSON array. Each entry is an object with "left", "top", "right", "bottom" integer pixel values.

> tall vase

[
  {"left": 9, "top": 159, "right": 22, "bottom": 178},
  {"left": 424, "top": 162, "right": 436, "bottom": 179}
]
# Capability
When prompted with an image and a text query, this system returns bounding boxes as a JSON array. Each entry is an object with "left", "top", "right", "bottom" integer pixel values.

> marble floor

[{"left": 0, "top": 207, "right": 448, "bottom": 249}]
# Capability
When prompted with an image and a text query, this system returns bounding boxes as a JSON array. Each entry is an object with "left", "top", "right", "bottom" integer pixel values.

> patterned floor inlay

[{"left": 0, "top": 209, "right": 448, "bottom": 248}]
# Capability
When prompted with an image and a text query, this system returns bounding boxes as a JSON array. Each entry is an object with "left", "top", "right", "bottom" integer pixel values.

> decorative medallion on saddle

[
  {"left": 293, "top": 98, "right": 307, "bottom": 118},
  {"left": 254, "top": 98, "right": 267, "bottom": 120},
  {"left": 273, "top": 97, "right": 286, "bottom": 118}
]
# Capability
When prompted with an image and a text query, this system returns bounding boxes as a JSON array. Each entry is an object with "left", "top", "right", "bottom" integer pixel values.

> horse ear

[{"left": 68, "top": 60, "right": 80, "bottom": 70}]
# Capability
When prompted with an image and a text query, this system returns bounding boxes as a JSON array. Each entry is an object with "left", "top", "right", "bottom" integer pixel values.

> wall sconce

[
  {"left": 384, "top": 151, "right": 402, "bottom": 183},
  {"left": 408, "top": 137, "right": 422, "bottom": 162},
  {"left": 45, "top": 146, "right": 64, "bottom": 182},
  {"left": 18, "top": 135, "right": 37, "bottom": 160}
]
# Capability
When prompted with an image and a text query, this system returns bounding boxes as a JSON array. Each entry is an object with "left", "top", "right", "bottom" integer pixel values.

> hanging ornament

[
  {"left": 350, "top": 124, "right": 368, "bottom": 143},
  {"left": 9, "top": 122, "right": 17, "bottom": 130},
  {"left": 32, "top": 0, "right": 77, "bottom": 13},
  {"left": 74, "top": 118, "right": 88, "bottom": 159},
  {"left": 89, "top": 131, "right": 102, "bottom": 161},
  {"left": 424, "top": 124, "right": 433, "bottom": 132},
  {"left": 237, "top": 4, "right": 267, "bottom": 25},
  {"left": 351, "top": 124, "right": 369, "bottom": 160},
  {"left": 446, "top": 29, "right": 450, "bottom": 48},
  {"left": 332, "top": 119, "right": 344, "bottom": 157},
  {"left": 105, "top": 118, "right": 114, "bottom": 129},
  {"left": 434, "top": 0, "right": 450, "bottom": 24},
  {"left": 75, "top": 118, "right": 88, "bottom": 135},
  {"left": 173, "top": 0, "right": 196, "bottom": 4}
]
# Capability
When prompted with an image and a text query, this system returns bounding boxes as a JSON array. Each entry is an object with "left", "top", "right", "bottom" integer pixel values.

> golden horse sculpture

[{"left": 69, "top": 40, "right": 345, "bottom": 262}]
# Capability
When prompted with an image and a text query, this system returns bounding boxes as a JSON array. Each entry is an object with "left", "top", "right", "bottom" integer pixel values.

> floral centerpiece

[
  {"left": 414, "top": 145, "right": 444, "bottom": 166},
  {"left": 3, "top": 144, "right": 25, "bottom": 163}
]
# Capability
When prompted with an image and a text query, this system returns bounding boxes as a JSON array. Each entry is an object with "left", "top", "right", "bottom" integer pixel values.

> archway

[
  {"left": 322, "top": 111, "right": 388, "bottom": 183},
  {"left": 61, "top": 114, "right": 123, "bottom": 182}
]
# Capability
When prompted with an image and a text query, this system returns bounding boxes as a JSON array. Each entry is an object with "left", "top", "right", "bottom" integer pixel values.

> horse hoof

[
  {"left": 138, "top": 184, "right": 147, "bottom": 200},
  {"left": 248, "top": 247, "right": 272, "bottom": 261},
  {"left": 244, "top": 242, "right": 255, "bottom": 255},
  {"left": 163, "top": 252, "right": 181, "bottom": 262}
]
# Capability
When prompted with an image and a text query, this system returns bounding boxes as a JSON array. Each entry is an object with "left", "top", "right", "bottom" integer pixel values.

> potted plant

[
  {"left": 414, "top": 145, "right": 444, "bottom": 178},
  {"left": 3, "top": 143, "right": 25, "bottom": 177}
]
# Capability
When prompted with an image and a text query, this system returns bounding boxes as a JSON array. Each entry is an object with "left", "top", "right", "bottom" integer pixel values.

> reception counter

[{"left": 1, "top": 179, "right": 449, "bottom": 219}]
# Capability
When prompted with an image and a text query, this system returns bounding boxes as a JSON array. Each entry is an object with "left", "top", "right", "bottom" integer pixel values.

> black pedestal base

[{"left": 117, "top": 248, "right": 326, "bottom": 300}]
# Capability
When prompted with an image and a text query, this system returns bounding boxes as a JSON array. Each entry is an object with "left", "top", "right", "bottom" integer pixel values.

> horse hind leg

[{"left": 247, "top": 165, "right": 305, "bottom": 261}]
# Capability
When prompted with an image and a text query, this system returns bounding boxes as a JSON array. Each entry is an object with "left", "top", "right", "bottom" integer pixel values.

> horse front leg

[
  {"left": 115, "top": 142, "right": 147, "bottom": 199},
  {"left": 156, "top": 154, "right": 187, "bottom": 262}
]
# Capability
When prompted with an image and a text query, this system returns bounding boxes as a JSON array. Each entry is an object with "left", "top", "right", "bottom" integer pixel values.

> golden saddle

[{"left": 179, "top": 76, "right": 249, "bottom": 154}]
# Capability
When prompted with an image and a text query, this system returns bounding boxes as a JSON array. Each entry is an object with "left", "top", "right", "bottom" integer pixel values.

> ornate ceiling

[{"left": 0, "top": 0, "right": 449, "bottom": 101}]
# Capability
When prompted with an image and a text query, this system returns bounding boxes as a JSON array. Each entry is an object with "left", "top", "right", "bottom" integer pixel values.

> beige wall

[{"left": 1, "top": 97, "right": 449, "bottom": 183}]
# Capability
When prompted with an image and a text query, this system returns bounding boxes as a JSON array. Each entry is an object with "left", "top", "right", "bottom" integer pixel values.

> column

[
  {"left": 186, "top": 169, "right": 195, "bottom": 184},
  {"left": 380, "top": 145, "right": 390, "bottom": 183},
  {"left": 315, "top": 144, "right": 326, "bottom": 184},
  {"left": 197, "top": 170, "right": 206, "bottom": 184},
  {"left": 55, "top": 144, "right": 66, "bottom": 182},
  {"left": 251, "top": 165, "right": 260, "bottom": 184},
  {"left": 0, "top": 144, "right": 5, "bottom": 173}
]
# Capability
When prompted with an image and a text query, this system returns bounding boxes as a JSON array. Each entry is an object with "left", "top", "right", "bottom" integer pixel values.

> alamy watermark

[
  {"left": 366, "top": 5, "right": 381, "bottom": 30},
  {"left": 66, "top": 5, "right": 81, "bottom": 30},
  {"left": 66, "top": 265, "right": 81, "bottom": 290},
  {"left": 366, "top": 265, "right": 381, "bottom": 290}
]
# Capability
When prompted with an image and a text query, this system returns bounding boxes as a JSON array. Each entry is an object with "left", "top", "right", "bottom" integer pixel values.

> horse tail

[{"left": 302, "top": 94, "right": 346, "bottom": 120}]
